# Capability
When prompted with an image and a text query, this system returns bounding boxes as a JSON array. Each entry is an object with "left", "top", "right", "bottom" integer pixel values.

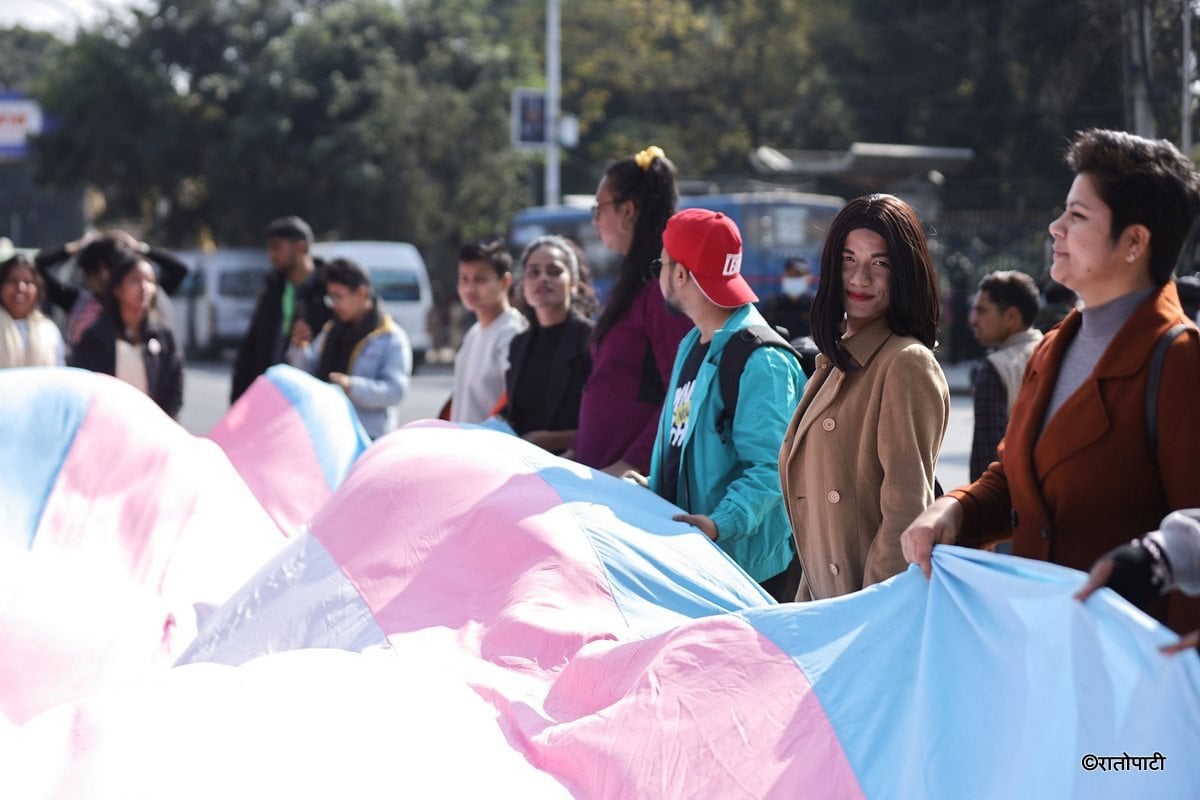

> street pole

[
  {"left": 1125, "top": 0, "right": 1157, "bottom": 137},
  {"left": 1185, "top": 0, "right": 1194, "bottom": 155},
  {"left": 545, "top": 0, "right": 561, "bottom": 207}
]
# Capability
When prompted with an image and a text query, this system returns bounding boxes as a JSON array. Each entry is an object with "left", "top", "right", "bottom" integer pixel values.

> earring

[{"left": 1127, "top": 252, "right": 1136, "bottom": 262}]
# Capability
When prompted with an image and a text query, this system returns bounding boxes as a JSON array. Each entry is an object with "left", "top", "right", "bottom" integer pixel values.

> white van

[
  {"left": 173, "top": 247, "right": 270, "bottom": 358},
  {"left": 310, "top": 240, "right": 433, "bottom": 367}
]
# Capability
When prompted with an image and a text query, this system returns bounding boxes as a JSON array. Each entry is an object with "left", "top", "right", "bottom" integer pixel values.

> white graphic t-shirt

[{"left": 661, "top": 340, "right": 709, "bottom": 506}]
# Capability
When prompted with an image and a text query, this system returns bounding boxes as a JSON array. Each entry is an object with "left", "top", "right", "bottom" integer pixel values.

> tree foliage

[
  {"left": 560, "top": 0, "right": 850, "bottom": 187},
  {"left": 31, "top": 0, "right": 536, "bottom": 273},
  {"left": 0, "top": 26, "right": 66, "bottom": 91},
  {"left": 14, "top": 0, "right": 1200, "bottom": 274}
]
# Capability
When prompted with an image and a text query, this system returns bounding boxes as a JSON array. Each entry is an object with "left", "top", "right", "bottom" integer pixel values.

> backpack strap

[
  {"left": 715, "top": 325, "right": 802, "bottom": 442},
  {"left": 1146, "top": 323, "right": 1191, "bottom": 464}
]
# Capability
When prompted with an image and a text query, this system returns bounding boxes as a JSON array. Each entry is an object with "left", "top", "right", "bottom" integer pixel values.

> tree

[
  {"left": 30, "top": 0, "right": 538, "bottom": 281},
  {"left": 0, "top": 26, "right": 66, "bottom": 92},
  {"left": 26, "top": 0, "right": 1200, "bottom": 274},
  {"left": 555, "top": 0, "right": 849, "bottom": 191}
]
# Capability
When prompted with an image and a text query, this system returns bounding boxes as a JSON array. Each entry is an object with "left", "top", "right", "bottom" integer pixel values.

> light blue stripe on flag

[
  {"left": 747, "top": 547, "right": 1200, "bottom": 799},
  {"left": 264, "top": 364, "right": 370, "bottom": 490},
  {"left": 0, "top": 368, "right": 95, "bottom": 549}
]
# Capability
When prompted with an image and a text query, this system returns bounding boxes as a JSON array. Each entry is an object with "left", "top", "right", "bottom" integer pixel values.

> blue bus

[{"left": 507, "top": 190, "right": 844, "bottom": 301}]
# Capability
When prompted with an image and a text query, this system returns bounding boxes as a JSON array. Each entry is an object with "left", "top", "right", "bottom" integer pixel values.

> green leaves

[
  {"left": 27, "top": 0, "right": 534, "bottom": 275},
  {"left": 15, "top": 0, "right": 1199, "bottom": 285}
]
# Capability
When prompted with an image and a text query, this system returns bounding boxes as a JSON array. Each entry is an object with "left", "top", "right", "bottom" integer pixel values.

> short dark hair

[
  {"left": 265, "top": 215, "right": 314, "bottom": 244},
  {"left": 458, "top": 238, "right": 513, "bottom": 278},
  {"left": 321, "top": 257, "right": 372, "bottom": 291},
  {"left": 77, "top": 237, "right": 128, "bottom": 278},
  {"left": 977, "top": 270, "right": 1040, "bottom": 328},
  {"left": 810, "top": 194, "right": 940, "bottom": 370},
  {"left": 1066, "top": 129, "right": 1200, "bottom": 285},
  {"left": 784, "top": 257, "right": 812, "bottom": 276}
]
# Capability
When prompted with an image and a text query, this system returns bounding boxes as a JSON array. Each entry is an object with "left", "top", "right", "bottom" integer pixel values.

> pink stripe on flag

[
  {"left": 0, "top": 386, "right": 285, "bottom": 723},
  {"left": 33, "top": 389, "right": 200, "bottom": 587},
  {"left": 207, "top": 378, "right": 331, "bottom": 537},
  {"left": 311, "top": 423, "right": 629, "bottom": 667},
  {"left": 515, "top": 615, "right": 865, "bottom": 799}
]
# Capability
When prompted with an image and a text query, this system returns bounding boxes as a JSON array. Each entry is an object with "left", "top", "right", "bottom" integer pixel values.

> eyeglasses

[
  {"left": 650, "top": 258, "right": 664, "bottom": 277},
  {"left": 591, "top": 199, "right": 619, "bottom": 220},
  {"left": 324, "top": 292, "right": 354, "bottom": 308}
]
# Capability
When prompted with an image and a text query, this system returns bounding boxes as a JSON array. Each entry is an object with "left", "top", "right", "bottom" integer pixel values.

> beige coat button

[
  {"left": 827, "top": 490, "right": 841, "bottom": 504},
  {"left": 822, "top": 418, "right": 836, "bottom": 431},
  {"left": 829, "top": 563, "right": 840, "bottom": 576}
]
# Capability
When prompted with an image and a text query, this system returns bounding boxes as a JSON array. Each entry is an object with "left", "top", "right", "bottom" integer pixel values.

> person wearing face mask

[{"left": 761, "top": 257, "right": 815, "bottom": 340}]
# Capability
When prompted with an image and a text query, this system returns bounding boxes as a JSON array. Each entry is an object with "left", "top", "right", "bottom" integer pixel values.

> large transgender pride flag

[
  {"left": 0, "top": 365, "right": 364, "bottom": 725},
  {"left": 209, "top": 364, "right": 371, "bottom": 535},
  {"left": 0, "top": 369, "right": 1196, "bottom": 798}
]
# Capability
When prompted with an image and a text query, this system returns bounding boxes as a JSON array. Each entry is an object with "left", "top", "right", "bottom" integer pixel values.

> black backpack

[
  {"left": 714, "top": 325, "right": 813, "bottom": 442},
  {"left": 1147, "top": 323, "right": 1195, "bottom": 462},
  {"left": 715, "top": 327, "right": 948, "bottom": 497}
]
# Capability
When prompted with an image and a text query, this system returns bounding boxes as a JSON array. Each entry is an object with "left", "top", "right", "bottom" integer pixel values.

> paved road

[
  {"left": 179, "top": 357, "right": 453, "bottom": 436},
  {"left": 181, "top": 358, "right": 973, "bottom": 492}
]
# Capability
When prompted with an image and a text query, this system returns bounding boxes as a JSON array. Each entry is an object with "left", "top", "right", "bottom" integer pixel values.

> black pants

[{"left": 758, "top": 554, "right": 803, "bottom": 603}]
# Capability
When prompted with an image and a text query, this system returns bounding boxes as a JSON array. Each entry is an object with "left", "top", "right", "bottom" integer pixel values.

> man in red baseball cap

[
  {"left": 624, "top": 208, "right": 807, "bottom": 601},
  {"left": 660, "top": 208, "right": 758, "bottom": 310}
]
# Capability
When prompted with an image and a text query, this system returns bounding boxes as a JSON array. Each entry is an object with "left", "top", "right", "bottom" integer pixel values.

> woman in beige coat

[{"left": 779, "top": 194, "right": 949, "bottom": 600}]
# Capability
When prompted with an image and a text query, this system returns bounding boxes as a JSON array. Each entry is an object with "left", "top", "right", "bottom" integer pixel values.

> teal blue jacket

[{"left": 648, "top": 304, "right": 806, "bottom": 581}]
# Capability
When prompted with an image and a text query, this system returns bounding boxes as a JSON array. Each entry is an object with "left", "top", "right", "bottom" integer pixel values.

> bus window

[
  {"left": 508, "top": 205, "right": 623, "bottom": 297},
  {"left": 508, "top": 191, "right": 843, "bottom": 302}
]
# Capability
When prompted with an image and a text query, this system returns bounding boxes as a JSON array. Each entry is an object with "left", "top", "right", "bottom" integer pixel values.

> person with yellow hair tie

[{"left": 570, "top": 146, "right": 693, "bottom": 476}]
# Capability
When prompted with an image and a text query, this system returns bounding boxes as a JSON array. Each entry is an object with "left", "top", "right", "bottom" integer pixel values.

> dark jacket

[
  {"left": 504, "top": 311, "right": 593, "bottom": 436},
  {"left": 230, "top": 265, "right": 330, "bottom": 402},
  {"left": 71, "top": 310, "right": 185, "bottom": 418}
]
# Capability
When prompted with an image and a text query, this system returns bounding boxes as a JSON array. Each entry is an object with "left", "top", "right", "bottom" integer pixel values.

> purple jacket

[{"left": 574, "top": 280, "right": 693, "bottom": 473}]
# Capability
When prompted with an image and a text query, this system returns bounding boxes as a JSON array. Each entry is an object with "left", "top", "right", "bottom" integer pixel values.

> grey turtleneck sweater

[{"left": 1041, "top": 285, "right": 1155, "bottom": 428}]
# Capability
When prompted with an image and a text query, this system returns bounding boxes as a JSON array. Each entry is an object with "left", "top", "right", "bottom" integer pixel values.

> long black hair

[
  {"left": 593, "top": 149, "right": 678, "bottom": 342},
  {"left": 810, "top": 194, "right": 940, "bottom": 371},
  {"left": 516, "top": 234, "right": 597, "bottom": 324},
  {"left": 103, "top": 249, "right": 163, "bottom": 336}
]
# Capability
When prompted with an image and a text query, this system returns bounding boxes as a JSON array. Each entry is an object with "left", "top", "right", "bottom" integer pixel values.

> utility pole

[
  {"left": 1125, "top": 0, "right": 1157, "bottom": 137},
  {"left": 1184, "top": 0, "right": 1194, "bottom": 155},
  {"left": 545, "top": 0, "right": 561, "bottom": 207}
]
